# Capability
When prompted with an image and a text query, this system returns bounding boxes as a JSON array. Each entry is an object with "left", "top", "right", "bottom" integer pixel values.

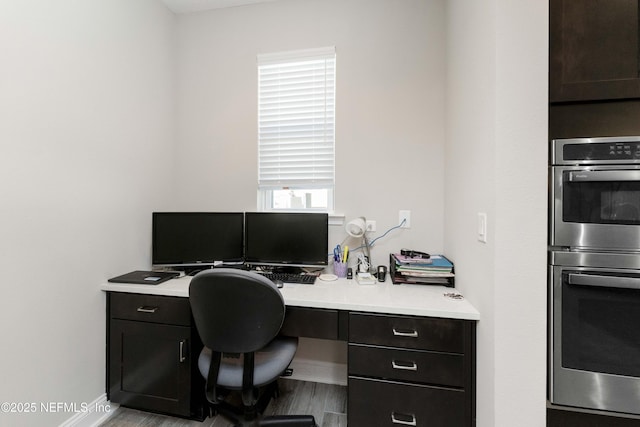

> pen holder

[{"left": 333, "top": 262, "right": 348, "bottom": 278}]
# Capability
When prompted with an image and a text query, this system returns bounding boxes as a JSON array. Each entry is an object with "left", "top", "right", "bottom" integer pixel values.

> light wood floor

[{"left": 99, "top": 380, "right": 347, "bottom": 427}]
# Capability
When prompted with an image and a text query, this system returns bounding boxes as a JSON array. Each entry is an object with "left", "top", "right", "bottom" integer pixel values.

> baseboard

[
  {"left": 287, "top": 358, "right": 347, "bottom": 386},
  {"left": 58, "top": 394, "right": 118, "bottom": 427}
]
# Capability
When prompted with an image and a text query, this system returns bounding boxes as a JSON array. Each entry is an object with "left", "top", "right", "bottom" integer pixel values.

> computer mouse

[{"left": 274, "top": 279, "right": 284, "bottom": 288}]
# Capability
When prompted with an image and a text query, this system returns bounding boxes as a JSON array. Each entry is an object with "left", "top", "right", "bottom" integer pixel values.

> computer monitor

[
  {"left": 152, "top": 212, "right": 244, "bottom": 269},
  {"left": 244, "top": 212, "right": 329, "bottom": 269}
]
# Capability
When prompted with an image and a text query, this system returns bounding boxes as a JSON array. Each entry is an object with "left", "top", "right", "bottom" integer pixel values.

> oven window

[
  {"left": 563, "top": 174, "right": 640, "bottom": 225},
  {"left": 562, "top": 272, "right": 640, "bottom": 377}
]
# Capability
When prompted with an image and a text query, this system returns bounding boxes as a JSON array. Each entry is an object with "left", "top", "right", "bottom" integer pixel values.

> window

[{"left": 257, "top": 47, "right": 336, "bottom": 212}]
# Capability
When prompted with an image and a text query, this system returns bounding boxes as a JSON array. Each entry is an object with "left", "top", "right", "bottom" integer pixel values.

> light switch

[{"left": 477, "top": 212, "right": 487, "bottom": 243}]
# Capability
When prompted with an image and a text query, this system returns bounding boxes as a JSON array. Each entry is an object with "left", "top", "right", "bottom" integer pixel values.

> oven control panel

[
  {"left": 553, "top": 137, "right": 640, "bottom": 164},
  {"left": 564, "top": 142, "right": 640, "bottom": 161}
]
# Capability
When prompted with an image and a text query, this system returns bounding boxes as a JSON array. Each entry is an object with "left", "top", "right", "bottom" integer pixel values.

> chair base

[
  {"left": 257, "top": 415, "right": 317, "bottom": 426},
  {"left": 206, "top": 381, "right": 316, "bottom": 427},
  {"left": 225, "top": 415, "right": 317, "bottom": 427},
  {"left": 209, "top": 404, "right": 316, "bottom": 427},
  {"left": 208, "top": 385, "right": 272, "bottom": 425}
]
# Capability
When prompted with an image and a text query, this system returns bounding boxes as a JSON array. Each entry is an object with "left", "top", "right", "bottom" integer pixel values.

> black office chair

[{"left": 189, "top": 268, "right": 317, "bottom": 427}]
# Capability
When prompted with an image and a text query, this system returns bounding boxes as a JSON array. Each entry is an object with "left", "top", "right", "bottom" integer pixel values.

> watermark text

[{"left": 1, "top": 401, "right": 111, "bottom": 414}]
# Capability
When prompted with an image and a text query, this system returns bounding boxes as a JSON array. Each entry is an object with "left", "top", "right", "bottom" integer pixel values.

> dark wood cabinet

[
  {"left": 107, "top": 293, "right": 204, "bottom": 419},
  {"left": 105, "top": 293, "right": 476, "bottom": 425},
  {"left": 549, "top": 100, "right": 640, "bottom": 140},
  {"left": 550, "top": 0, "right": 640, "bottom": 103},
  {"left": 347, "top": 312, "right": 476, "bottom": 427}
]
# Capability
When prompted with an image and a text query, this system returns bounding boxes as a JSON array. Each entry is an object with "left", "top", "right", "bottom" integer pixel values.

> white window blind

[{"left": 257, "top": 47, "right": 335, "bottom": 190}]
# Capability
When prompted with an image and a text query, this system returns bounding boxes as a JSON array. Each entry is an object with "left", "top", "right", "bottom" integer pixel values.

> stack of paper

[{"left": 390, "top": 253, "right": 454, "bottom": 286}]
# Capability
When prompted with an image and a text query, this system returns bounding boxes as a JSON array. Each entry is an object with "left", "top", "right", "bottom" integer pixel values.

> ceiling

[{"left": 161, "top": 0, "right": 280, "bottom": 14}]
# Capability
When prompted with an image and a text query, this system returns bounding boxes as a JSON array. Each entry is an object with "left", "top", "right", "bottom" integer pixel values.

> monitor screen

[
  {"left": 152, "top": 212, "right": 244, "bottom": 268},
  {"left": 244, "top": 212, "right": 329, "bottom": 268}
]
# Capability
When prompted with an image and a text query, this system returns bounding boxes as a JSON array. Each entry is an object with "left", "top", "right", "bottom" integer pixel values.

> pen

[
  {"left": 342, "top": 246, "right": 348, "bottom": 263},
  {"left": 334, "top": 245, "right": 342, "bottom": 262}
]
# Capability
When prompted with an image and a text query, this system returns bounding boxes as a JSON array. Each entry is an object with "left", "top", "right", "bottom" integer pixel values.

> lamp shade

[{"left": 346, "top": 217, "right": 366, "bottom": 238}]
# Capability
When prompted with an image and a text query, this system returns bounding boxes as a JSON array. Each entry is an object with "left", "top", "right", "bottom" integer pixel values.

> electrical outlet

[
  {"left": 366, "top": 220, "right": 376, "bottom": 232},
  {"left": 399, "top": 210, "right": 411, "bottom": 228}
]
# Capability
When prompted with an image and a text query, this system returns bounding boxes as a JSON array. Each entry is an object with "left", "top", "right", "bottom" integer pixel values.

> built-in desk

[{"left": 101, "top": 275, "right": 479, "bottom": 426}]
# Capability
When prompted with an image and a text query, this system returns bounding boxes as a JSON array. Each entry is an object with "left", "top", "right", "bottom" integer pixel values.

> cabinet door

[
  {"left": 550, "top": 0, "right": 640, "bottom": 102},
  {"left": 109, "top": 319, "right": 192, "bottom": 417}
]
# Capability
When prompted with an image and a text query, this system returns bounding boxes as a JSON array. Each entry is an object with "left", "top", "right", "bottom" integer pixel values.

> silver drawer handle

[
  {"left": 179, "top": 340, "right": 187, "bottom": 363},
  {"left": 136, "top": 306, "right": 158, "bottom": 313},
  {"left": 391, "top": 412, "right": 417, "bottom": 426},
  {"left": 392, "top": 360, "right": 418, "bottom": 371},
  {"left": 392, "top": 328, "right": 418, "bottom": 338}
]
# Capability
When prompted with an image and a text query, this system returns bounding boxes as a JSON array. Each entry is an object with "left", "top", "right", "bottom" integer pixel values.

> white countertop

[{"left": 100, "top": 275, "right": 480, "bottom": 321}]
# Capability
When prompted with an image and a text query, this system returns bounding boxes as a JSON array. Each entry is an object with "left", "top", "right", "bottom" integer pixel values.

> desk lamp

[{"left": 346, "top": 217, "right": 371, "bottom": 272}]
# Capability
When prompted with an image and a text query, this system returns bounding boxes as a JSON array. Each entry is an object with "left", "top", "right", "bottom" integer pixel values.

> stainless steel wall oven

[
  {"left": 550, "top": 136, "right": 640, "bottom": 416},
  {"left": 551, "top": 137, "right": 640, "bottom": 251}
]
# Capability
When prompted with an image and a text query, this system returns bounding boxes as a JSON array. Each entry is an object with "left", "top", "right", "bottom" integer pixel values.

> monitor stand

[{"left": 185, "top": 267, "right": 211, "bottom": 276}]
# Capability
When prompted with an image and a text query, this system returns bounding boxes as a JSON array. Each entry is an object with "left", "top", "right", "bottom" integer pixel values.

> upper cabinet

[{"left": 550, "top": 0, "right": 640, "bottom": 103}]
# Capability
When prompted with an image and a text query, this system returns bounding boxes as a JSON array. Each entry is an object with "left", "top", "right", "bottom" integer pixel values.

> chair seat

[{"left": 199, "top": 336, "right": 298, "bottom": 389}]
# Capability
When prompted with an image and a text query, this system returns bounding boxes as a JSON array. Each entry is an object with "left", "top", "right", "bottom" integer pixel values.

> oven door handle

[
  {"left": 568, "top": 273, "right": 640, "bottom": 290},
  {"left": 568, "top": 170, "right": 640, "bottom": 182}
]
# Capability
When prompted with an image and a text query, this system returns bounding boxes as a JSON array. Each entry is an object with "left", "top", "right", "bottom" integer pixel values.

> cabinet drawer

[
  {"left": 349, "top": 344, "right": 464, "bottom": 388},
  {"left": 348, "top": 377, "right": 467, "bottom": 427},
  {"left": 349, "top": 312, "right": 464, "bottom": 353},
  {"left": 109, "top": 293, "right": 191, "bottom": 326},
  {"left": 280, "top": 306, "right": 338, "bottom": 340}
]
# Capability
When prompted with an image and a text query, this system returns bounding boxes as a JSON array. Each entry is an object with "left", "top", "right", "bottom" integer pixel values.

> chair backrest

[{"left": 189, "top": 268, "right": 285, "bottom": 354}]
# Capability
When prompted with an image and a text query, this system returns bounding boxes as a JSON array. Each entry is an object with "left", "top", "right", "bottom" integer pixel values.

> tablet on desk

[{"left": 108, "top": 270, "right": 179, "bottom": 285}]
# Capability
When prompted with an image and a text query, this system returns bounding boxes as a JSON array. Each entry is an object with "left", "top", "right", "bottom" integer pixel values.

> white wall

[
  {"left": 173, "top": 0, "right": 447, "bottom": 268},
  {"left": 444, "top": 1, "right": 498, "bottom": 424},
  {"left": 0, "top": 1, "right": 176, "bottom": 425},
  {"left": 445, "top": 1, "right": 548, "bottom": 426}
]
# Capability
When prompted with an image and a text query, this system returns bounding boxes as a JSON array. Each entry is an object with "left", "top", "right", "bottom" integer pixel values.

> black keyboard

[{"left": 259, "top": 272, "right": 317, "bottom": 285}]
